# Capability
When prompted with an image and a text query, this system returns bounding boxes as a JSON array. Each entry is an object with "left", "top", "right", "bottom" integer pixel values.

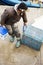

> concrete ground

[{"left": 0, "top": 5, "right": 43, "bottom": 65}]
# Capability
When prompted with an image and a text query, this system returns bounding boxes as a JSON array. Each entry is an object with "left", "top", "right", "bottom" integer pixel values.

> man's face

[
  {"left": 17, "top": 9, "right": 22, "bottom": 14},
  {"left": 17, "top": 9, "right": 25, "bottom": 14}
]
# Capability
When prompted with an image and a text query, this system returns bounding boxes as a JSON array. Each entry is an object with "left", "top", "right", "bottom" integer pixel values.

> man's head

[
  {"left": 17, "top": 2, "right": 28, "bottom": 14},
  {"left": 17, "top": 2, "right": 28, "bottom": 10}
]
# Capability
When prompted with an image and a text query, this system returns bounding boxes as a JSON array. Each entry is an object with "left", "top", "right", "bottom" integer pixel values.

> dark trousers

[{"left": 5, "top": 24, "right": 20, "bottom": 39}]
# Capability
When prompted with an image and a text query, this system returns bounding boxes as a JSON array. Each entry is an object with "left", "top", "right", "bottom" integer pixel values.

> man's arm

[
  {"left": 21, "top": 11, "right": 27, "bottom": 26},
  {"left": 21, "top": 11, "right": 27, "bottom": 32},
  {"left": 1, "top": 9, "right": 8, "bottom": 26}
]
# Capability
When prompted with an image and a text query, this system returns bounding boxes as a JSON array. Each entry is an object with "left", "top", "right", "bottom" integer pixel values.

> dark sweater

[{"left": 1, "top": 7, "right": 27, "bottom": 25}]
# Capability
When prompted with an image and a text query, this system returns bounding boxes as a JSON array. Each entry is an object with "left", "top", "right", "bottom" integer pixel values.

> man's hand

[
  {"left": 24, "top": 22, "right": 27, "bottom": 26},
  {"left": 0, "top": 24, "right": 1, "bottom": 26},
  {"left": 24, "top": 22, "right": 28, "bottom": 27}
]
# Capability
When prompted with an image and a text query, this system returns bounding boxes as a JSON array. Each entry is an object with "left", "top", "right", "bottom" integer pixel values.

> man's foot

[
  {"left": 10, "top": 36, "right": 14, "bottom": 42},
  {"left": 15, "top": 40, "right": 21, "bottom": 48}
]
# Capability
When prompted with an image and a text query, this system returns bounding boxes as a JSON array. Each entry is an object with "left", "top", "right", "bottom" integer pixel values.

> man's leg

[
  {"left": 15, "top": 32, "right": 21, "bottom": 48},
  {"left": 5, "top": 25, "right": 15, "bottom": 42},
  {"left": 12, "top": 24, "right": 21, "bottom": 47}
]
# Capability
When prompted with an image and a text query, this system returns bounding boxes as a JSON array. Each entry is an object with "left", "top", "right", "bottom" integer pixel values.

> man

[{"left": 1, "top": 3, "right": 28, "bottom": 47}]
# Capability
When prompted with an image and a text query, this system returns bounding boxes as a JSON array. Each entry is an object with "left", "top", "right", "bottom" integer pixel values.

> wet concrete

[{"left": 0, "top": 37, "right": 41, "bottom": 65}]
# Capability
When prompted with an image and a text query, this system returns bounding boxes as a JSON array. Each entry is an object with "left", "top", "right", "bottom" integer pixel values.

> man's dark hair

[{"left": 17, "top": 2, "right": 28, "bottom": 10}]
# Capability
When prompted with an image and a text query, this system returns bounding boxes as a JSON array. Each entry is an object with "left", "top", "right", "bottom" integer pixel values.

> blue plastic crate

[
  {"left": 0, "top": 26, "right": 8, "bottom": 40},
  {"left": 0, "top": 26, "right": 8, "bottom": 35},
  {"left": 21, "top": 25, "right": 43, "bottom": 51}
]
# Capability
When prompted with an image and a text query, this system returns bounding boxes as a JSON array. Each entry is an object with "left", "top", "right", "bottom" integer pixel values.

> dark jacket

[{"left": 1, "top": 7, "right": 27, "bottom": 25}]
